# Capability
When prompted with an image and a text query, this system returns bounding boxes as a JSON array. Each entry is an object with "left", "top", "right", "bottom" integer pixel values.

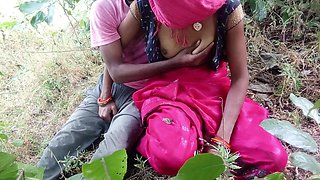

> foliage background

[{"left": 0, "top": 0, "right": 319, "bottom": 179}]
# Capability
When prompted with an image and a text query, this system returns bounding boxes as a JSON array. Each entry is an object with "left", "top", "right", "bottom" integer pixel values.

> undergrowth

[{"left": 0, "top": 0, "right": 319, "bottom": 179}]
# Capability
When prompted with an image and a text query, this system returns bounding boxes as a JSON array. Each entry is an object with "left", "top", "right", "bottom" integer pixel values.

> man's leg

[
  {"left": 91, "top": 83, "right": 143, "bottom": 160},
  {"left": 37, "top": 76, "right": 109, "bottom": 180}
]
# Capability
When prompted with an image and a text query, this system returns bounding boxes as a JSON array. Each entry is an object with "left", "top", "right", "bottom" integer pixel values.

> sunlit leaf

[
  {"left": 45, "top": 4, "right": 55, "bottom": 24},
  {"left": 82, "top": 149, "right": 127, "bottom": 180},
  {"left": 264, "top": 172, "right": 285, "bottom": 180},
  {"left": 290, "top": 152, "right": 320, "bottom": 174},
  {"left": 0, "top": 152, "right": 16, "bottom": 172},
  {"left": 309, "top": 174, "right": 320, "bottom": 180},
  {"left": 17, "top": 162, "right": 44, "bottom": 179},
  {"left": 0, "top": 152, "right": 18, "bottom": 180},
  {"left": 309, "top": 99, "right": 320, "bottom": 115},
  {"left": 0, "top": 133, "right": 8, "bottom": 141},
  {"left": 12, "top": 139, "right": 24, "bottom": 147},
  {"left": 19, "top": 1, "right": 48, "bottom": 14},
  {"left": 0, "top": 162, "right": 18, "bottom": 180},
  {"left": 260, "top": 119, "right": 318, "bottom": 153},
  {"left": 30, "top": 11, "right": 46, "bottom": 28},
  {"left": 290, "top": 93, "right": 320, "bottom": 124},
  {"left": 0, "top": 21, "right": 17, "bottom": 30},
  {"left": 173, "top": 153, "right": 225, "bottom": 180}
]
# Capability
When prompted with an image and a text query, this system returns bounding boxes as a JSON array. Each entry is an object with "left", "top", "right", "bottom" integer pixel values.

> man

[{"left": 37, "top": 0, "right": 211, "bottom": 179}]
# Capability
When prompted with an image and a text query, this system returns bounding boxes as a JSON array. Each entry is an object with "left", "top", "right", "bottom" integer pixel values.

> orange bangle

[
  {"left": 210, "top": 137, "right": 231, "bottom": 149},
  {"left": 97, "top": 96, "right": 113, "bottom": 107}
]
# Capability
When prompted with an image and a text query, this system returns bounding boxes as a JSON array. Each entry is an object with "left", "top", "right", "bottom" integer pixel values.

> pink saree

[{"left": 132, "top": 63, "right": 288, "bottom": 178}]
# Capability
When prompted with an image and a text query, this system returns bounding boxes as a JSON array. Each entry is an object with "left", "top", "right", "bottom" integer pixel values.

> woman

[{"left": 118, "top": 0, "right": 288, "bottom": 178}]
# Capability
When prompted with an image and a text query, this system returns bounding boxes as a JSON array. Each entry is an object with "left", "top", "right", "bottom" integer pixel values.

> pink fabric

[
  {"left": 149, "top": 0, "right": 226, "bottom": 29},
  {"left": 90, "top": 0, "right": 148, "bottom": 89},
  {"left": 133, "top": 63, "right": 288, "bottom": 176}
]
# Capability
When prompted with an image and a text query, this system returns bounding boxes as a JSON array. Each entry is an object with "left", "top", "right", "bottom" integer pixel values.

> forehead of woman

[{"left": 149, "top": 0, "right": 226, "bottom": 29}]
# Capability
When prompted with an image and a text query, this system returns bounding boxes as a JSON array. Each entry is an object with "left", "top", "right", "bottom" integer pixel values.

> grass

[
  {"left": 0, "top": 25, "right": 102, "bottom": 164},
  {"left": 0, "top": 0, "right": 319, "bottom": 179}
]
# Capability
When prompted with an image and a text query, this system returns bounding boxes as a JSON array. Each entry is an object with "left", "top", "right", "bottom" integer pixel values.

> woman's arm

[{"left": 216, "top": 18, "right": 249, "bottom": 144}]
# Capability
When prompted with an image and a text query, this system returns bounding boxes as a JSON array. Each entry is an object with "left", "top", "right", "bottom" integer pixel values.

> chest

[{"left": 158, "top": 15, "right": 217, "bottom": 58}]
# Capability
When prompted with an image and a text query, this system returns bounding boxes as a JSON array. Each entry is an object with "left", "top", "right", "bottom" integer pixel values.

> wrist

[
  {"left": 169, "top": 56, "right": 183, "bottom": 68},
  {"left": 97, "top": 96, "right": 113, "bottom": 107}
]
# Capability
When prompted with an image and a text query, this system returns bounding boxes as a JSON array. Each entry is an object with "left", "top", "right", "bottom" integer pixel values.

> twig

[
  {"left": 57, "top": 0, "right": 87, "bottom": 57},
  {"left": 22, "top": 48, "right": 92, "bottom": 54}
]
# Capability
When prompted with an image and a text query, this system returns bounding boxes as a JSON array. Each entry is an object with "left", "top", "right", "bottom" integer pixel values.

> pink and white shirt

[{"left": 90, "top": 0, "right": 148, "bottom": 89}]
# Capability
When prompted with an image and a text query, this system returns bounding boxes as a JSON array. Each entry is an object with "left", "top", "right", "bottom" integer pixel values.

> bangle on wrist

[
  {"left": 210, "top": 136, "right": 231, "bottom": 149},
  {"left": 97, "top": 96, "right": 113, "bottom": 107}
]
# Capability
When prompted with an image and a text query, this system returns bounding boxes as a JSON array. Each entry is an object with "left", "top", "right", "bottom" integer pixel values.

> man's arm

[
  {"left": 98, "top": 66, "right": 117, "bottom": 121},
  {"left": 100, "top": 40, "right": 213, "bottom": 83},
  {"left": 216, "top": 19, "right": 249, "bottom": 143},
  {"left": 103, "top": 0, "right": 214, "bottom": 83}
]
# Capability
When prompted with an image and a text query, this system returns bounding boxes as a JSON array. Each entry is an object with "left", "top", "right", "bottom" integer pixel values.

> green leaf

[
  {"left": 290, "top": 93, "right": 320, "bottom": 124},
  {"left": 19, "top": 1, "right": 47, "bottom": 14},
  {"left": 17, "top": 162, "right": 44, "bottom": 179},
  {"left": 309, "top": 174, "right": 320, "bottom": 180},
  {"left": 260, "top": 119, "right": 318, "bottom": 153},
  {"left": 0, "top": 21, "right": 17, "bottom": 30},
  {"left": 0, "top": 152, "right": 18, "bottom": 180},
  {"left": 0, "top": 152, "right": 17, "bottom": 172},
  {"left": 30, "top": 11, "right": 46, "bottom": 28},
  {"left": 309, "top": 99, "right": 320, "bottom": 115},
  {"left": 264, "top": 172, "right": 285, "bottom": 180},
  {"left": 290, "top": 152, "right": 320, "bottom": 174},
  {"left": 0, "top": 162, "right": 18, "bottom": 180},
  {"left": 255, "top": 0, "right": 268, "bottom": 21},
  {"left": 0, "top": 133, "right": 8, "bottom": 141},
  {"left": 173, "top": 153, "right": 225, "bottom": 180},
  {"left": 45, "top": 4, "right": 55, "bottom": 24},
  {"left": 12, "top": 139, "right": 24, "bottom": 147},
  {"left": 82, "top": 149, "right": 127, "bottom": 180}
]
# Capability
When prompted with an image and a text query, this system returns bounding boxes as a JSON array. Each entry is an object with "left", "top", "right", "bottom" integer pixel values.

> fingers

[
  {"left": 185, "top": 40, "right": 201, "bottom": 54},
  {"left": 99, "top": 107, "right": 111, "bottom": 122},
  {"left": 191, "top": 42, "right": 213, "bottom": 62},
  {"left": 111, "top": 104, "right": 118, "bottom": 116},
  {"left": 195, "top": 42, "right": 214, "bottom": 56},
  {"left": 98, "top": 103, "right": 118, "bottom": 122}
]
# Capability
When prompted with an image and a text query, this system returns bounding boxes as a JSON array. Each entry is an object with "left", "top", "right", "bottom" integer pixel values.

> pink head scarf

[{"left": 149, "top": 0, "right": 226, "bottom": 29}]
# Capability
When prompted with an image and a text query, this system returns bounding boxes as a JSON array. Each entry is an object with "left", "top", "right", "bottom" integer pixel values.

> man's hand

[
  {"left": 172, "top": 41, "right": 214, "bottom": 67},
  {"left": 98, "top": 101, "right": 118, "bottom": 122}
]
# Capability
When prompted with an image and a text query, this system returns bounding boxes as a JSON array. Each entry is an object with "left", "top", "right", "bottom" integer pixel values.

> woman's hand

[{"left": 98, "top": 101, "right": 118, "bottom": 122}]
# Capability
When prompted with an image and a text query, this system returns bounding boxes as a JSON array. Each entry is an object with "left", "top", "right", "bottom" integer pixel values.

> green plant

[
  {"left": 0, "top": 151, "right": 45, "bottom": 180},
  {"left": 279, "top": 64, "right": 302, "bottom": 95},
  {"left": 260, "top": 95, "right": 320, "bottom": 178},
  {"left": 82, "top": 149, "right": 127, "bottom": 180},
  {"left": 61, "top": 151, "right": 88, "bottom": 177},
  {"left": 290, "top": 94, "right": 320, "bottom": 124},
  {"left": 214, "top": 145, "right": 241, "bottom": 179},
  {"left": 173, "top": 153, "right": 225, "bottom": 180}
]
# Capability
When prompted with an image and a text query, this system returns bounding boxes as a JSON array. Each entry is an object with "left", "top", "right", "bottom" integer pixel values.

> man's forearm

[
  {"left": 100, "top": 65, "right": 113, "bottom": 99},
  {"left": 107, "top": 59, "right": 180, "bottom": 83}
]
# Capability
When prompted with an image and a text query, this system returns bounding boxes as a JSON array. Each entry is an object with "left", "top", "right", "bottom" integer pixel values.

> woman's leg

[{"left": 230, "top": 98, "right": 288, "bottom": 178}]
